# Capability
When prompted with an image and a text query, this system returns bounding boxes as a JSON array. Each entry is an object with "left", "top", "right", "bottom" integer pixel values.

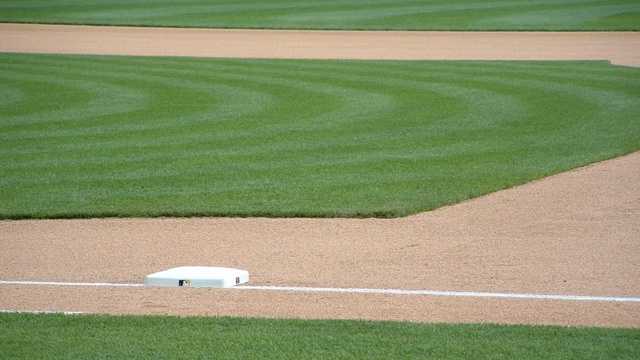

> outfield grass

[
  {"left": 1, "top": 0, "right": 639, "bottom": 31},
  {"left": 1, "top": 313, "right": 639, "bottom": 359},
  {"left": 1, "top": 55, "right": 639, "bottom": 219}
]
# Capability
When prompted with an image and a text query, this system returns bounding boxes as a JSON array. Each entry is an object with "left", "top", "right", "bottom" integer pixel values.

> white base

[{"left": 144, "top": 266, "right": 249, "bottom": 288}]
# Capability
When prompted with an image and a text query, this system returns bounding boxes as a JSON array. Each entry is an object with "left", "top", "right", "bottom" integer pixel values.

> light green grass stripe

[
  {"left": 1, "top": 55, "right": 639, "bottom": 218},
  {"left": 0, "top": 0, "right": 639, "bottom": 31},
  {"left": 1, "top": 313, "right": 639, "bottom": 359}
]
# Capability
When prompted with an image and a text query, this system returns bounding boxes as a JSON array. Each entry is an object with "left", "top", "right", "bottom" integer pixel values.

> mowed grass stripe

[
  {"left": 0, "top": 59, "right": 395, "bottom": 143},
  {"left": 1, "top": 0, "right": 639, "bottom": 31},
  {"left": 1, "top": 314, "right": 639, "bottom": 359},
  {"left": 0, "top": 58, "right": 611, "bottom": 153},
  {"left": 1, "top": 54, "right": 639, "bottom": 218}
]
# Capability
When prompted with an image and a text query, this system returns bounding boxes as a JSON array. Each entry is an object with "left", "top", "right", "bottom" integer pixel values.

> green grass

[
  {"left": 1, "top": 54, "right": 639, "bottom": 219},
  {"left": 1, "top": 313, "right": 639, "bottom": 359},
  {"left": 1, "top": 0, "right": 640, "bottom": 31}
]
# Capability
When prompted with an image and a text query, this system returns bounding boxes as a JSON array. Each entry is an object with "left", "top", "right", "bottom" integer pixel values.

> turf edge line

[{"left": 0, "top": 309, "right": 83, "bottom": 315}]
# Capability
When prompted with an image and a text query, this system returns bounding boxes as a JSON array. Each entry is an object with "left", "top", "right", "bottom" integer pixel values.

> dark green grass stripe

[
  {"left": 1, "top": 54, "right": 639, "bottom": 218},
  {"left": 0, "top": 0, "right": 639, "bottom": 30},
  {"left": 1, "top": 313, "right": 639, "bottom": 359},
  {"left": 1, "top": 57, "right": 396, "bottom": 136}
]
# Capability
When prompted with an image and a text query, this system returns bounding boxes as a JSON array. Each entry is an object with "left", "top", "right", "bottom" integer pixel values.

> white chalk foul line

[
  {"left": 0, "top": 280, "right": 143, "bottom": 288},
  {"left": 2, "top": 280, "right": 640, "bottom": 303},
  {"left": 0, "top": 309, "right": 83, "bottom": 315},
  {"left": 237, "top": 285, "right": 640, "bottom": 303}
]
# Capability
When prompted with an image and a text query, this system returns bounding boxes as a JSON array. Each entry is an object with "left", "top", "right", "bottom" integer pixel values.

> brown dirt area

[
  {"left": 0, "top": 24, "right": 639, "bottom": 327},
  {"left": 1, "top": 152, "right": 639, "bottom": 327},
  {"left": 0, "top": 23, "right": 639, "bottom": 66}
]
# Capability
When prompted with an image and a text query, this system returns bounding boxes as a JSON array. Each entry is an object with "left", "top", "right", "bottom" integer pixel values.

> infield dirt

[{"left": 0, "top": 23, "right": 639, "bottom": 66}]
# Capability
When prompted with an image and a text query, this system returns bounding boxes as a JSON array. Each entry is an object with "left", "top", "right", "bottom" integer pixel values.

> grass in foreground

[
  {"left": 1, "top": 55, "right": 639, "bottom": 218},
  {"left": 1, "top": 0, "right": 640, "bottom": 31},
  {"left": 1, "top": 313, "right": 639, "bottom": 359}
]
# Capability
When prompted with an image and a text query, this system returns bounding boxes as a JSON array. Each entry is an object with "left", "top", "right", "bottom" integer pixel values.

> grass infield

[
  {"left": 0, "top": 0, "right": 639, "bottom": 31},
  {"left": 1, "top": 55, "right": 639, "bottom": 218},
  {"left": 1, "top": 313, "right": 639, "bottom": 359}
]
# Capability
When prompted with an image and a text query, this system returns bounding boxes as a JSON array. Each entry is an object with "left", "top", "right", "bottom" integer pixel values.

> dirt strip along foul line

[{"left": 2, "top": 280, "right": 639, "bottom": 303}]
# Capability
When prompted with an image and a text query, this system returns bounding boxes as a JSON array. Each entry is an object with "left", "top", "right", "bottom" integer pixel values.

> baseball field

[{"left": 1, "top": 1, "right": 639, "bottom": 358}]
